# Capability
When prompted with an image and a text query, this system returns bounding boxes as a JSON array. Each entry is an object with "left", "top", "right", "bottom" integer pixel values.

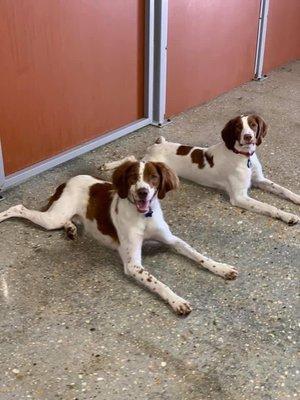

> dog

[
  {"left": 0, "top": 161, "right": 238, "bottom": 315},
  {"left": 101, "top": 114, "right": 300, "bottom": 225}
]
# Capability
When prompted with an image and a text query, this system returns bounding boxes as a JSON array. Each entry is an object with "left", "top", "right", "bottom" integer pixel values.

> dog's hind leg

[
  {"left": 0, "top": 204, "right": 75, "bottom": 231},
  {"left": 0, "top": 181, "right": 79, "bottom": 231}
]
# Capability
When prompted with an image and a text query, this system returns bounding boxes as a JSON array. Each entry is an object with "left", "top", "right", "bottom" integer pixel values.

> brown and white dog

[
  {"left": 102, "top": 115, "right": 300, "bottom": 225},
  {"left": 0, "top": 161, "right": 238, "bottom": 315}
]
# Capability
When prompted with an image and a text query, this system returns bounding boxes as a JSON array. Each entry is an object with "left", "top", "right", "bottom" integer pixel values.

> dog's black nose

[
  {"left": 137, "top": 188, "right": 149, "bottom": 199},
  {"left": 244, "top": 134, "right": 252, "bottom": 142}
]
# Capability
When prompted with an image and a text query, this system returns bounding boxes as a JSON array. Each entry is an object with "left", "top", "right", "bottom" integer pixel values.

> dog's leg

[
  {"left": 64, "top": 221, "right": 78, "bottom": 240},
  {"left": 252, "top": 179, "right": 300, "bottom": 204},
  {"left": 99, "top": 156, "right": 137, "bottom": 171},
  {"left": 0, "top": 204, "right": 74, "bottom": 230},
  {"left": 230, "top": 195, "right": 299, "bottom": 225},
  {"left": 154, "top": 227, "right": 238, "bottom": 280},
  {"left": 119, "top": 242, "right": 192, "bottom": 315},
  {"left": 251, "top": 156, "right": 300, "bottom": 204}
]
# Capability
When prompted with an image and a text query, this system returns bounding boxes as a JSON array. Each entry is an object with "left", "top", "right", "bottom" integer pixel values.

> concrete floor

[{"left": 0, "top": 61, "right": 299, "bottom": 400}]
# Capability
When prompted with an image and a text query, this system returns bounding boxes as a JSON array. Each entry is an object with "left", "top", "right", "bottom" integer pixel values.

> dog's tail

[{"left": 154, "top": 136, "right": 166, "bottom": 144}]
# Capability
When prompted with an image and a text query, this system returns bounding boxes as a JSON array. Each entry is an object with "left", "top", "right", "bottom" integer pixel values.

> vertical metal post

[
  {"left": 0, "top": 141, "right": 5, "bottom": 195},
  {"left": 144, "top": 0, "right": 155, "bottom": 120},
  {"left": 152, "top": 0, "right": 169, "bottom": 126},
  {"left": 254, "top": 0, "right": 270, "bottom": 81}
]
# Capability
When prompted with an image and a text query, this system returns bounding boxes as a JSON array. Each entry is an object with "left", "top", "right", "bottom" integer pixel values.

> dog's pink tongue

[{"left": 136, "top": 200, "right": 150, "bottom": 213}]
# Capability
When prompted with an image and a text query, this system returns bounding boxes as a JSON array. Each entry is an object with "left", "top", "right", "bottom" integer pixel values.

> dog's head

[
  {"left": 221, "top": 114, "right": 267, "bottom": 151},
  {"left": 112, "top": 161, "right": 179, "bottom": 213}
]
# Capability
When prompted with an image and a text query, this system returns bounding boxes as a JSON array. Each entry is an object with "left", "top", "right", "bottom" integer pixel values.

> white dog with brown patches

[
  {"left": 102, "top": 114, "right": 300, "bottom": 225},
  {"left": 0, "top": 161, "right": 238, "bottom": 315}
]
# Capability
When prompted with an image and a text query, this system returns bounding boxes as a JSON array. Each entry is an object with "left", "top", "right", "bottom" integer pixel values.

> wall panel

[
  {"left": 0, "top": 0, "right": 145, "bottom": 175},
  {"left": 166, "top": 0, "right": 260, "bottom": 117}
]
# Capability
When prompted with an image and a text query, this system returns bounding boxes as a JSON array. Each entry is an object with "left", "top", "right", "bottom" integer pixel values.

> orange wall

[
  {"left": 166, "top": 0, "right": 260, "bottom": 117},
  {"left": 264, "top": 0, "right": 300, "bottom": 73},
  {"left": 0, "top": 0, "right": 144, "bottom": 175}
]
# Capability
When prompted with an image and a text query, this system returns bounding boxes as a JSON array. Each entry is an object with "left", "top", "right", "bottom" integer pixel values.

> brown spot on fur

[
  {"left": 204, "top": 152, "right": 214, "bottom": 167},
  {"left": 147, "top": 277, "right": 152, "bottom": 282},
  {"left": 143, "top": 162, "right": 160, "bottom": 189},
  {"left": 248, "top": 115, "right": 267, "bottom": 146},
  {"left": 42, "top": 183, "right": 66, "bottom": 211},
  {"left": 221, "top": 116, "right": 243, "bottom": 150},
  {"left": 112, "top": 161, "right": 139, "bottom": 199},
  {"left": 145, "top": 162, "right": 179, "bottom": 199},
  {"left": 191, "top": 149, "right": 205, "bottom": 168},
  {"left": 138, "top": 268, "right": 144, "bottom": 274},
  {"left": 86, "top": 182, "right": 119, "bottom": 243},
  {"left": 176, "top": 145, "right": 193, "bottom": 156}
]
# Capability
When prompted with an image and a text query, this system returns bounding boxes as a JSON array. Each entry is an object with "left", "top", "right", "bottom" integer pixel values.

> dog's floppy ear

[
  {"left": 112, "top": 161, "right": 135, "bottom": 199},
  {"left": 153, "top": 162, "right": 179, "bottom": 199},
  {"left": 253, "top": 115, "right": 267, "bottom": 146},
  {"left": 221, "top": 117, "right": 240, "bottom": 150}
]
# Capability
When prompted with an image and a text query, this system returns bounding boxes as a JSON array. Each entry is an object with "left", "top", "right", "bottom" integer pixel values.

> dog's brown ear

[
  {"left": 153, "top": 162, "right": 179, "bottom": 199},
  {"left": 221, "top": 116, "right": 240, "bottom": 150},
  {"left": 253, "top": 115, "right": 267, "bottom": 146},
  {"left": 112, "top": 161, "right": 135, "bottom": 199}
]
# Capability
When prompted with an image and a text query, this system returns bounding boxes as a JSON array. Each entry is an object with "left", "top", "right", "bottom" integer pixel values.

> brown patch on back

[
  {"left": 204, "top": 152, "right": 214, "bottom": 167},
  {"left": 191, "top": 149, "right": 205, "bottom": 168},
  {"left": 41, "top": 183, "right": 66, "bottom": 211},
  {"left": 86, "top": 182, "right": 119, "bottom": 243},
  {"left": 176, "top": 145, "right": 193, "bottom": 156}
]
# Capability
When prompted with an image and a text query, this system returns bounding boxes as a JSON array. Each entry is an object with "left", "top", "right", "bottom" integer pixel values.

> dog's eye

[
  {"left": 128, "top": 174, "right": 138, "bottom": 183},
  {"left": 250, "top": 123, "right": 257, "bottom": 129},
  {"left": 151, "top": 175, "right": 159, "bottom": 180}
]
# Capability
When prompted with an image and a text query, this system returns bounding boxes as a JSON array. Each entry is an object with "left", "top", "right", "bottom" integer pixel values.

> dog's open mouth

[{"left": 135, "top": 199, "right": 150, "bottom": 213}]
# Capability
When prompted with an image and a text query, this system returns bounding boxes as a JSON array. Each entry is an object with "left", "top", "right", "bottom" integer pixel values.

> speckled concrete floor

[{"left": 1, "top": 61, "right": 299, "bottom": 400}]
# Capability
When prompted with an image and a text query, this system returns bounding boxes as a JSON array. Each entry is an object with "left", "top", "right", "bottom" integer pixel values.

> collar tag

[
  {"left": 247, "top": 158, "right": 252, "bottom": 168},
  {"left": 145, "top": 208, "right": 153, "bottom": 218}
]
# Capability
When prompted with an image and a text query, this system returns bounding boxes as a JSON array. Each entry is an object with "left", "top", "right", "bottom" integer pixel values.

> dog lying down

[
  {"left": 101, "top": 114, "right": 300, "bottom": 225},
  {"left": 0, "top": 161, "right": 238, "bottom": 315}
]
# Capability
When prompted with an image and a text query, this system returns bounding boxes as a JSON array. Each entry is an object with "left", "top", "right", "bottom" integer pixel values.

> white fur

[
  {"left": 101, "top": 127, "right": 300, "bottom": 225},
  {"left": 0, "top": 170, "right": 238, "bottom": 315}
]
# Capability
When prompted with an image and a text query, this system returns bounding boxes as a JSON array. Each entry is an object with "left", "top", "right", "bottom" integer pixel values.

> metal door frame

[
  {"left": 254, "top": 0, "right": 270, "bottom": 80},
  {"left": 0, "top": 0, "right": 170, "bottom": 191}
]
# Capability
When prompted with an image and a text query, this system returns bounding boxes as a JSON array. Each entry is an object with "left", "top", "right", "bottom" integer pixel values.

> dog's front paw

[
  {"left": 286, "top": 214, "right": 300, "bottom": 226},
  {"left": 170, "top": 296, "right": 192, "bottom": 316},
  {"left": 98, "top": 163, "right": 110, "bottom": 172},
  {"left": 216, "top": 264, "right": 238, "bottom": 280}
]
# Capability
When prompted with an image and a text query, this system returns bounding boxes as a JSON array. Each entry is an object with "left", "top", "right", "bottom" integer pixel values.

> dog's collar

[{"left": 232, "top": 147, "right": 255, "bottom": 158}]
